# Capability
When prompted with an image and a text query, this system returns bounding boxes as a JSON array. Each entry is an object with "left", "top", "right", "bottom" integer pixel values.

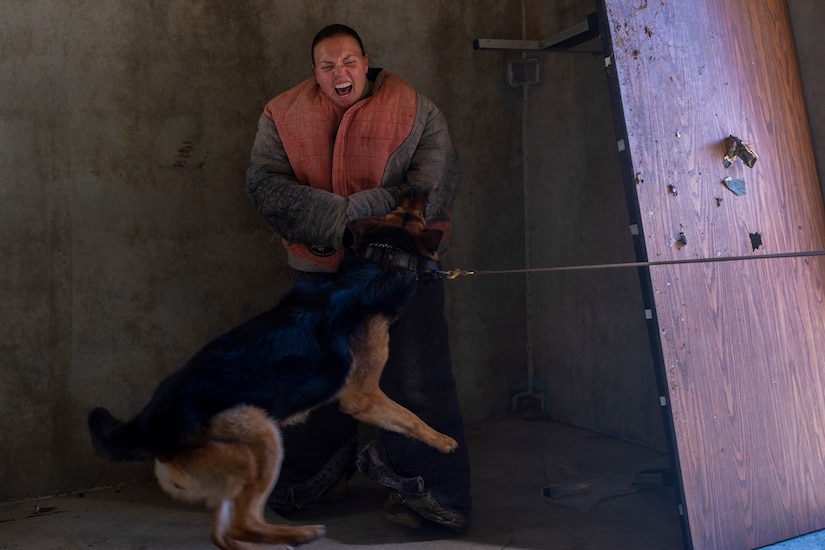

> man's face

[{"left": 313, "top": 35, "right": 369, "bottom": 110}]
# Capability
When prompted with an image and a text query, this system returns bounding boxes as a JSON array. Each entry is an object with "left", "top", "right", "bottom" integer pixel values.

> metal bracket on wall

[
  {"left": 473, "top": 12, "right": 600, "bottom": 54},
  {"left": 507, "top": 57, "right": 541, "bottom": 87}
]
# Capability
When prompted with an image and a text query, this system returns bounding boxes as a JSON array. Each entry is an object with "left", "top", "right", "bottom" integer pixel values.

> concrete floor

[{"left": 0, "top": 418, "right": 685, "bottom": 550}]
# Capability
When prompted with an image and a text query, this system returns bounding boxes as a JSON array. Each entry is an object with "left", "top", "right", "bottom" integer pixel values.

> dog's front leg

[
  {"left": 343, "top": 315, "right": 457, "bottom": 453},
  {"left": 339, "top": 388, "right": 458, "bottom": 453}
]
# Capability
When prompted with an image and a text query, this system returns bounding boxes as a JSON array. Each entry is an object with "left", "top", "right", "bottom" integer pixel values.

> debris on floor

[{"left": 542, "top": 458, "right": 672, "bottom": 514}]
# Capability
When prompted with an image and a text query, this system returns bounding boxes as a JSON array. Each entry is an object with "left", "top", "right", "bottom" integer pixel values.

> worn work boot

[
  {"left": 383, "top": 492, "right": 470, "bottom": 533},
  {"left": 383, "top": 493, "right": 422, "bottom": 530}
]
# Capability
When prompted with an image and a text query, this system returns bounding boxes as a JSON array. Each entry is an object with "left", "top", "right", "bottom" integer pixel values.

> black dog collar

[{"left": 363, "top": 244, "right": 442, "bottom": 279}]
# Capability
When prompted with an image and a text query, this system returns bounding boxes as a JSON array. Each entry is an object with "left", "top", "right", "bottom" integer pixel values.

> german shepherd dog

[{"left": 88, "top": 188, "right": 457, "bottom": 550}]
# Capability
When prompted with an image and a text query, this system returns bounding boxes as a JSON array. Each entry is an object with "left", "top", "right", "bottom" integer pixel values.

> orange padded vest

[{"left": 264, "top": 72, "right": 417, "bottom": 270}]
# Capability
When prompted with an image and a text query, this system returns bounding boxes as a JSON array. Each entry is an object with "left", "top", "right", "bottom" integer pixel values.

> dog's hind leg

[
  {"left": 219, "top": 408, "right": 325, "bottom": 549},
  {"left": 156, "top": 406, "right": 325, "bottom": 550},
  {"left": 212, "top": 499, "right": 302, "bottom": 550},
  {"left": 340, "top": 316, "right": 458, "bottom": 453}
]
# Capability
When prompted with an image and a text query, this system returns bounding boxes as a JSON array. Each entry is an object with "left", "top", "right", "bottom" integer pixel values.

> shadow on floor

[{"left": 0, "top": 417, "right": 685, "bottom": 550}]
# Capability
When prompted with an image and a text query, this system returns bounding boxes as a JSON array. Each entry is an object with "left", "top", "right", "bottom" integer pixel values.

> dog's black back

[{"left": 88, "top": 222, "right": 430, "bottom": 462}]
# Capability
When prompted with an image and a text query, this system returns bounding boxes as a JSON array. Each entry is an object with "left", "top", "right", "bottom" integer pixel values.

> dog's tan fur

[
  {"left": 339, "top": 315, "right": 458, "bottom": 451},
  {"left": 92, "top": 193, "right": 455, "bottom": 549}
]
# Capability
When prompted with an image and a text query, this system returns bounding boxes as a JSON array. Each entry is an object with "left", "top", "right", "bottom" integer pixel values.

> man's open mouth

[{"left": 335, "top": 82, "right": 353, "bottom": 97}]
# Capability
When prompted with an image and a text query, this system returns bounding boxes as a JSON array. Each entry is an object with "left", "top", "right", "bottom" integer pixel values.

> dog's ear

[{"left": 416, "top": 228, "right": 444, "bottom": 260}]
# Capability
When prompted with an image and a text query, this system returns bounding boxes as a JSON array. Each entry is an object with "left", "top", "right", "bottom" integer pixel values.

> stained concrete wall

[
  {"left": 789, "top": 0, "right": 825, "bottom": 191},
  {"left": 4, "top": 0, "right": 821, "bottom": 503},
  {"left": 522, "top": 0, "right": 665, "bottom": 448},
  {"left": 0, "top": 1, "right": 526, "bottom": 501}
]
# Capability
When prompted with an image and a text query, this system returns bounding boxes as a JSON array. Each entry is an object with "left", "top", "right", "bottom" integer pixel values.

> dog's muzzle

[{"left": 363, "top": 244, "right": 443, "bottom": 280}]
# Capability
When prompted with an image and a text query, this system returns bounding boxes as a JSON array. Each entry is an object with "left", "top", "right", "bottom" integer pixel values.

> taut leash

[{"left": 437, "top": 249, "right": 825, "bottom": 279}]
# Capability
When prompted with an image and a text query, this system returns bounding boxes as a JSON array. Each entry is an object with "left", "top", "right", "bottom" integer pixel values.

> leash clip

[{"left": 438, "top": 269, "right": 475, "bottom": 280}]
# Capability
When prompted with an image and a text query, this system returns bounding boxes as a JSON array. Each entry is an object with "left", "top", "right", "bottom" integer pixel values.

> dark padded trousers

[{"left": 267, "top": 273, "right": 472, "bottom": 518}]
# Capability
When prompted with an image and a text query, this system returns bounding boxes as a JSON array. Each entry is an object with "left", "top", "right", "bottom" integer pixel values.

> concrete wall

[
  {"left": 0, "top": 0, "right": 526, "bottom": 501},
  {"left": 789, "top": 0, "right": 825, "bottom": 190},
  {"left": 523, "top": 1, "right": 665, "bottom": 448},
  {"left": 3, "top": 0, "right": 821, "bottom": 502}
]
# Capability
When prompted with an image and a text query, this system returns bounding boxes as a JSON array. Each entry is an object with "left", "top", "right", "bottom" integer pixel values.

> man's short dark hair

[{"left": 311, "top": 24, "right": 365, "bottom": 64}]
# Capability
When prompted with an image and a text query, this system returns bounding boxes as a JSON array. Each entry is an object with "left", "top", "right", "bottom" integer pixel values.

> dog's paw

[
  {"left": 293, "top": 524, "right": 326, "bottom": 544},
  {"left": 432, "top": 433, "right": 459, "bottom": 453}
]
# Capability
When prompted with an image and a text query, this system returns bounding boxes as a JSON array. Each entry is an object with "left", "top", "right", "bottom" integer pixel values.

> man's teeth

[{"left": 334, "top": 82, "right": 352, "bottom": 96}]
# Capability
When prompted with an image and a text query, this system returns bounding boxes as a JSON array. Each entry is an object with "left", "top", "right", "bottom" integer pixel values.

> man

[{"left": 246, "top": 23, "right": 471, "bottom": 532}]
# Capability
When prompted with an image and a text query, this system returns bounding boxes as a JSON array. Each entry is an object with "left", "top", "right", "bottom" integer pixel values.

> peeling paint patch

[
  {"left": 723, "top": 135, "right": 758, "bottom": 168},
  {"left": 749, "top": 233, "right": 763, "bottom": 251},
  {"left": 723, "top": 177, "right": 746, "bottom": 196}
]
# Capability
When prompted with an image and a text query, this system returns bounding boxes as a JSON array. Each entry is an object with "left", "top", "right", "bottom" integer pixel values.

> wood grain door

[{"left": 598, "top": 0, "right": 825, "bottom": 548}]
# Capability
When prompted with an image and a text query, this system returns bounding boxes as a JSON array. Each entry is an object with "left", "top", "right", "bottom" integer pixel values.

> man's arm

[
  {"left": 246, "top": 113, "right": 402, "bottom": 249},
  {"left": 379, "top": 93, "right": 460, "bottom": 223}
]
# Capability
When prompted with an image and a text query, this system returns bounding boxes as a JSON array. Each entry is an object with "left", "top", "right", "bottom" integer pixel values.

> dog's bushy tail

[{"left": 88, "top": 407, "right": 152, "bottom": 462}]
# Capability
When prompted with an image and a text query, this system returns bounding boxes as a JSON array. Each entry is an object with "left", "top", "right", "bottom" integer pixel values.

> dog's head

[{"left": 348, "top": 188, "right": 443, "bottom": 262}]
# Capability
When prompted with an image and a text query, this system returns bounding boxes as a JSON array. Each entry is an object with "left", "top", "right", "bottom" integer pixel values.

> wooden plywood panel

[{"left": 600, "top": 0, "right": 825, "bottom": 548}]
